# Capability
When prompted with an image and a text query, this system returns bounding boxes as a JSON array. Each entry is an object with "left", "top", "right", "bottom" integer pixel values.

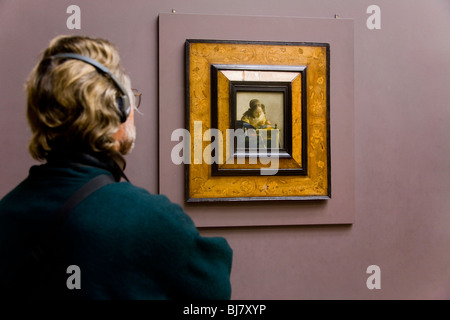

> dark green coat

[{"left": 0, "top": 153, "right": 232, "bottom": 299}]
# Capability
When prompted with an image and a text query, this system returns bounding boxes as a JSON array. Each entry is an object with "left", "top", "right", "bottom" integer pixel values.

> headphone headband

[{"left": 52, "top": 53, "right": 130, "bottom": 123}]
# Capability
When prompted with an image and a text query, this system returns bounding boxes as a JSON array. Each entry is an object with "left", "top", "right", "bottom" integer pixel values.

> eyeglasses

[{"left": 132, "top": 88, "right": 142, "bottom": 109}]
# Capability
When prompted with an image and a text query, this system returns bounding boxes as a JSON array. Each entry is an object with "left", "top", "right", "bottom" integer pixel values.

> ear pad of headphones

[{"left": 117, "top": 95, "right": 130, "bottom": 123}]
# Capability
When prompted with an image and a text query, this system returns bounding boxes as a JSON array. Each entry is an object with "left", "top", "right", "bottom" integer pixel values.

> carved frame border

[{"left": 185, "top": 39, "right": 330, "bottom": 202}]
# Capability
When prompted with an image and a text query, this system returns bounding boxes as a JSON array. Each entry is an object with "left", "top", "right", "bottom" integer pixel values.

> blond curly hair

[{"left": 26, "top": 35, "right": 132, "bottom": 160}]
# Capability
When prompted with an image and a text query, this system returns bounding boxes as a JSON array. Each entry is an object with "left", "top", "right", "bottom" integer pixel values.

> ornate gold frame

[{"left": 185, "top": 39, "right": 330, "bottom": 202}]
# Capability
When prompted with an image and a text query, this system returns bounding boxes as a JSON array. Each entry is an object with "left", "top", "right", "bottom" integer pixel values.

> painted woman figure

[{"left": 241, "top": 99, "right": 271, "bottom": 129}]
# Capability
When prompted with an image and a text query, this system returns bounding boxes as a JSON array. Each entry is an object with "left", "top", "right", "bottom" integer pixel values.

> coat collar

[{"left": 46, "top": 149, "right": 129, "bottom": 182}]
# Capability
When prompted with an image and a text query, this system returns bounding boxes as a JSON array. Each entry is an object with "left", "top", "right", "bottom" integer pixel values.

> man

[{"left": 0, "top": 35, "right": 232, "bottom": 299}]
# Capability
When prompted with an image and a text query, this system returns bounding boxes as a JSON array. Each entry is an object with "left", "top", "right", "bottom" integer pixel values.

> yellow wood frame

[{"left": 186, "top": 40, "right": 330, "bottom": 201}]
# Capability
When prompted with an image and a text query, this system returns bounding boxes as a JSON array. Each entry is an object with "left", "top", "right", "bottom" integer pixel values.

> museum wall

[{"left": 0, "top": 0, "right": 449, "bottom": 299}]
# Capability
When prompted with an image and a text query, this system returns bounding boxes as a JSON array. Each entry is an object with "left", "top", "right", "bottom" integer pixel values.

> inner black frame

[{"left": 230, "top": 81, "right": 292, "bottom": 158}]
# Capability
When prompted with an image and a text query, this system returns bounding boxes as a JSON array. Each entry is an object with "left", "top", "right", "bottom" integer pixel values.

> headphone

[{"left": 52, "top": 53, "right": 131, "bottom": 123}]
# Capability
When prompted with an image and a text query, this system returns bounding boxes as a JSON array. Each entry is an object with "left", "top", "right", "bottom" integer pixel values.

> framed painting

[{"left": 185, "top": 39, "right": 330, "bottom": 202}]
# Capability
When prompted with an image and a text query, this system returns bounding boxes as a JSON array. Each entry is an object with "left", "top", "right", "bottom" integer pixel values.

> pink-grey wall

[{"left": 1, "top": 0, "right": 449, "bottom": 299}]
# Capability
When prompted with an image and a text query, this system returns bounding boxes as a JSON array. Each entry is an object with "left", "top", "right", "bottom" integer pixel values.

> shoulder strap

[
  {"left": 15, "top": 174, "right": 116, "bottom": 297},
  {"left": 53, "top": 173, "right": 115, "bottom": 229},
  {"left": 33, "top": 174, "right": 116, "bottom": 263}
]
